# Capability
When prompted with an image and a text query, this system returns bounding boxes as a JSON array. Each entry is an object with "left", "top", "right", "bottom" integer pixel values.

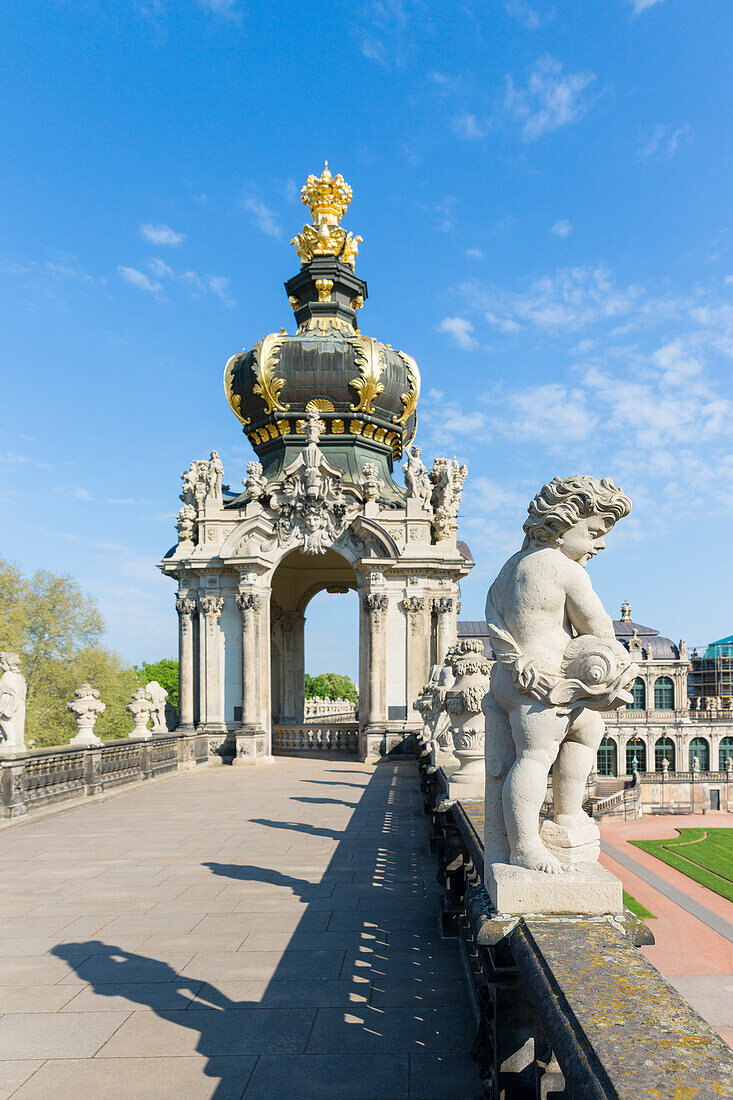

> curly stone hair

[{"left": 522, "top": 475, "right": 631, "bottom": 547}]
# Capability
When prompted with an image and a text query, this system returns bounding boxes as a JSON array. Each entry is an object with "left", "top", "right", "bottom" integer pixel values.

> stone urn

[
  {"left": 67, "top": 684, "right": 105, "bottom": 747},
  {"left": 444, "top": 640, "right": 492, "bottom": 797},
  {"left": 127, "top": 688, "right": 154, "bottom": 740}
]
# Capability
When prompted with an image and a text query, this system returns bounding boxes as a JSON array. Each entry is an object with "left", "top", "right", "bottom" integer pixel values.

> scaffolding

[{"left": 688, "top": 636, "right": 733, "bottom": 706}]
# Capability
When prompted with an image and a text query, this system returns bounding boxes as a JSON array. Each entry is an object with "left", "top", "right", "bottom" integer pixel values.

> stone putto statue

[
  {"left": 484, "top": 475, "right": 637, "bottom": 875},
  {"left": 0, "top": 652, "right": 27, "bottom": 756},
  {"left": 361, "top": 462, "right": 383, "bottom": 502},
  {"left": 68, "top": 684, "right": 106, "bottom": 747},
  {"left": 242, "top": 460, "right": 267, "bottom": 501},
  {"left": 145, "top": 681, "right": 169, "bottom": 732},
  {"left": 430, "top": 457, "right": 468, "bottom": 542},
  {"left": 403, "top": 446, "right": 432, "bottom": 510},
  {"left": 176, "top": 503, "right": 197, "bottom": 543},
  {"left": 127, "top": 688, "right": 155, "bottom": 739}
]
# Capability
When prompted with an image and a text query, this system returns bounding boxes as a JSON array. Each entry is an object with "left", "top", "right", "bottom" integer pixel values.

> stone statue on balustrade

[
  {"left": 68, "top": 684, "right": 105, "bottom": 747},
  {"left": 413, "top": 642, "right": 461, "bottom": 767},
  {"left": 403, "top": 446, "right": 432, "bottom": 510},
  {"left": 444, "top": 640, "right": 492, "bottom": 798},
  {"left": 242, "top": 460, "right": 267, "bottom": 502},
  {"left": 0, "top": 653, "right": 27, "bottom": 756},
  {"left": 145, "top": 681, "right": 169, "bottom": 732},
  {"left": 127, "top": 688, "right": 155, "bottom": 740},
  {"left": 484, "top": 476, "right": 637, "bottom": 910},
  {"left": 430, "top": 457, "right": 468, "bottom": 542}
]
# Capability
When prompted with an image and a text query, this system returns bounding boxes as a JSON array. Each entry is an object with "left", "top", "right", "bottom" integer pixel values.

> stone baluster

[
  {"left": 364, "top": 594, "right": 388, "bottom": 726},
  {"left": 199, "top": 595, "right": 226, "bottom": 731},
  {"left": 236, "top": 591, "right": 262, "bottom": 730},
  {"left": 432, "top": 596, "right": 455, "bottom": 665},
  {"left": 176, "top": 595, "right": 198, "bottom": 730}
]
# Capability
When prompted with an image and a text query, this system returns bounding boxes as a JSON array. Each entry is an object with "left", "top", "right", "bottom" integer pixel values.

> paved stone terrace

[{"left": 0, "top": 758, "right": 482, "bottom": 1099}]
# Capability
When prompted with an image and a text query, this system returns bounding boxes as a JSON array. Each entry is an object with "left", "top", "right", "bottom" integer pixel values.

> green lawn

[
  {"left": 630, "top": 828, "right": 733, "bottom": 904},
  {"left": 623, "top": 891, "right": 656, "bottom": 920}
]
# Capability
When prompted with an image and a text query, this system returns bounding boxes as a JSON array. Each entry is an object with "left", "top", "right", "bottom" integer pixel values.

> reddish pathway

[{"left": 600, "top": 813, "right": 733, "bottom": 1048}]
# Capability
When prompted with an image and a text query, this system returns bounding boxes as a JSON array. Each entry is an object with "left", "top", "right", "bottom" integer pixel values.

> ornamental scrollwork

[
  {"left": 252, "top": 332, "right": 289, "bottom": 415},
  {"left": 394, "top": 350, "right": 421, "bottom": 428},
  {"left": 348, "top": 335, "right": 385, "bottom": 415},
  {"left": 224, "top": 352, "right": 251, "bottom": 426}
]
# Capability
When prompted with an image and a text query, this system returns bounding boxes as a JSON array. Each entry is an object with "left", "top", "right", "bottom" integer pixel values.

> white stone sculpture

[
  {"left": 0, "top": 653, "right": 27, "bottom": 756},
  {"left": 444, "top": 640, "right": 492, "bottom": 797},
  {"left": 145, "top": 681, "right": 169, "bottom": 732},
  {"left": 268, "top": 410, "right": 360, "bottom": 554},
  {"left": 430, "top": 457, "right": 468, "bottom": 542},
  {"left": 403, "top": 446, "right": 432, "bottom": 510},
  {"left": 127, "top": 688, "right": 154, "bottom": 739},
  {"left": 361, "top": 462, "right": 383, "bottom": 502},
  {"left": 207, "top": 450, "right": 224, "bottom": 501},
  {"left": 176, "top": 503, "right": 197, "bottom": 543},
  {"left": 180, "top": 459, "right": 209, "bottom": 508},
  {"left": 68, "top": 684, "right": 106, "bottom": 746},
  {"left": 413, "top": 641, "right": 462, "bottom": 766},
  {"left": 243, "top": 460, "right": 267, "bottom": 501},
  {"left": 483, "top": 475, "right": 637, "bottom": 910}
]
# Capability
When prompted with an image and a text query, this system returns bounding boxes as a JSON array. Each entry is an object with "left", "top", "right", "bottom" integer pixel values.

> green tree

[
  {"left": 135, "top": 658, "right": 179, "bottom": 714},
  {"left": 0, "top": 555, "right": 138, "bottom": 747},
  {"left": 305, "top": 672, "right": 358, "bottom": 703}
]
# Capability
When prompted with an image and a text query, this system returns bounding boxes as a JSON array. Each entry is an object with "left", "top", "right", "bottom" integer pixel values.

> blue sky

[{"left": 2, "top": 0, "right": 732, "bottom": 681}]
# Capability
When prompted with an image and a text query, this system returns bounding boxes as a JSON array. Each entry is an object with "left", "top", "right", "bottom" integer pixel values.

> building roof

[{"left": 458, "top": 604, "right": 680, "bottom": 662}]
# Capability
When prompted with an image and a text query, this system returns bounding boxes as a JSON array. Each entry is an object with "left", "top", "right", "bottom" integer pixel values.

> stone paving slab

[{"left": 0, "top": 758, "right": 481, "bottom": 1098}]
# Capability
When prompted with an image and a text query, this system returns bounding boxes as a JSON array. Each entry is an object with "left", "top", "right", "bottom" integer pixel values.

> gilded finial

[
  {"left": 291, "top": 163, "right": 363, "bottom": 271},
  {"left": 621, "top": 600, "right": 631, "bottom": 622}
]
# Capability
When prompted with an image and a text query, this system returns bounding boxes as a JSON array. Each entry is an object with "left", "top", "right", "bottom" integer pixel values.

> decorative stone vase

[
  {"left": 127, "top": 688, "right": 154, "bottom": 740},
  {"left": 67, "top": 684, "right": 105, "bottom": 747},
  {"left": 444, "top": 640, "right": 492, "bottom": 796}
]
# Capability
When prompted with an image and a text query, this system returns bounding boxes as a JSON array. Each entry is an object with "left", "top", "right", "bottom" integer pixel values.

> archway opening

[
  {"left": 303, "top": 588, "right": 359, "bottom": 722},
  {"left": 269, "top": 547, "right": 359, "bottom": 738}
]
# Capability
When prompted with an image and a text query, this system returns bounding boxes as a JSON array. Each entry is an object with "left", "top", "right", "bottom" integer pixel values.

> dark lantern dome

[{"left": 223, "top": 164, "right": 420, "bottom": 501}]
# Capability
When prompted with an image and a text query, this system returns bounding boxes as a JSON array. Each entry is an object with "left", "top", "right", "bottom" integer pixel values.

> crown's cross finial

[
  {"left": 621, "top": 600, "right": 631, "bottom": 622},
  {"left": 291, "top": 163, "right": 362, "bottom": 270}
]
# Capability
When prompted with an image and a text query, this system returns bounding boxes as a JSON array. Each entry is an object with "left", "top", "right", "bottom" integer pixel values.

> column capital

[
  {"left": 363, "top": 593, "right": 388, "bottom": 616},
  {"left": 199, "top": 594, "right": 224, "bottom": 618},
  {"left": 176, "top": 595, "right": 198, "bottom": 616},
  {"left": 402, "top": 596, "right": 425, "bottom": 614},
  {"left": 431, "top": 596, "right": 454, "bottom": 614},
  {"left": 236, "top": 591, "right": 262, "bottom": 613}
]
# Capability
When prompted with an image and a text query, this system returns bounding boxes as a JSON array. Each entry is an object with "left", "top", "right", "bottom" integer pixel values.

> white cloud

[
  {"left": 503, "top": 0, "right": 543, "bottom": 29},
  {"left": 242, "top": 195, "right": 282, "bottom": 238},
  {"left": 466, "top": 248, "right": 485, "bottom": 260},
  {"left": 497, "top": 384, "right": 597, "bottom": 444},
  {"left": 465, "top": 265, "right": 644, "bottom": 332},
  {"left": 438, "top": 316, "right": 478, "bottom": 350},
  {"left": 639, "top": 123, "right": 691, "bottom": 158},
  {"left": 434, "top": 195, "right": 458, "bottom": 233},
  {"left": 361, "top": 39, "right": 386, "bottom": 63},
  {"left": 631, "top": 0, "right": 666, "bottom": 14},
  {"left": 118, "top": 266, "right": 161, "bottom": 294},
  {"left": 452, "top": 112, "right": 486, "bottom": 140},
  {"left": 551, "top": 219, "right": 573, "bottom": 237},
  {"left": 139, "top": 223, "right": 184, "bottom": 247},
  {"left": 505, "top": 55, "right": 595, "bottom": 141}
]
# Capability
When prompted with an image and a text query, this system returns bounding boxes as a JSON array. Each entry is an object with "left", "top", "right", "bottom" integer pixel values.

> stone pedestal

[
  {"left": 70, "top": 727, "right": 102, "bottom": 747},
  {"left": 488, "top": 862, "right": 623, "bottom": 916},
  {"left": 540, "top": 818, "right": 601, "bottom": 865},
  {"left": 233, "top": 730, "right": 272, "bottom": 765},
  {"left": 446, "top": 763, "right": 484, "bottom": 800}
]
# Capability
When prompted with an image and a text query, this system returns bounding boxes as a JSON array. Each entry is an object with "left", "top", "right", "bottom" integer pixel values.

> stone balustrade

[
  {"left": 0, "top": 732, "right": 210, "bottom": 820},
  {"left": 272, "top": 724, "right": 359, "bottom": 756},
  {"left": 303, "top": 696, "right": 357, "bottom": 722},
  {"left": 416, "top": 752, "right": 733, "bottom": 1099}
]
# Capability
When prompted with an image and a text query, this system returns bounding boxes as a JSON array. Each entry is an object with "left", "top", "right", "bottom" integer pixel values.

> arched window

[
  {"left": 654, "top": 676, "right": 674, "bottom": 710},
  {"left": 689, "top": 737, "right": 710, "bottom": 772},
  {"left": 625, "top": 737, "right": 647, "bottom": 774},
  {"left": 597, "top": 736, "right": 618, "bottom": 777},
  {"left": 720, "top": 737, "right": 733, "bottom": 770},
  {"left": 655, "top": 737, "right": 675, "bottom": 772},
  {"left": 629, "top": 677, "right": 646, "bottom": 711}
]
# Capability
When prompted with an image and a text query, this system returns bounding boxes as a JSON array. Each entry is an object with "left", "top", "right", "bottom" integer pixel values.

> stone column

[
  {"left": 256, "top": 588, "right": 272, "bottom": 755},
  {"left": 282, "top": 614, "right": 296, "bottom": 723},
  {"left": 432, "top": 597, "right": 455, "bottom": 666},
  {"left": 199, "top": 595, "right": 225, "bottom": 732},
  {"left": 176, "top": 595, "right": 198, "bottom": 731},
  {"left": 364, "top": 593, "right": 388, "bottom": 729},
  {"left": 235, "top": 591, "right": 261, "bottom": 732},
  {"left": 403, "top": 596, "right": 427, "bottom": 717},
  {"left": 293, "top": 613, "right": 306, "bottom": 723}
]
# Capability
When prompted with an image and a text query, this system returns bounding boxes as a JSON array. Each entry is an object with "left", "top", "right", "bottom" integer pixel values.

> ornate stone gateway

[{"left": 160, "top": 165, "right": 473, "bottom": 762}]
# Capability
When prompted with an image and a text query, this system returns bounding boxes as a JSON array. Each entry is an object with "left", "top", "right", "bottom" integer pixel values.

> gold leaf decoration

[
  {"left": 348, "top": 335, "right": 385, "bottom": 414},
  {"left": 393, "top": 350, "right": 421, "bottom": 428},
  {"left": 306, "top": 398, "right": 335, "bottom": 413},
  {"left": 251, "top": 332, "right": 289, "bottom": 415},
  {"left": 223, "top": 352, "right": 251, "bottom": 426}
]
